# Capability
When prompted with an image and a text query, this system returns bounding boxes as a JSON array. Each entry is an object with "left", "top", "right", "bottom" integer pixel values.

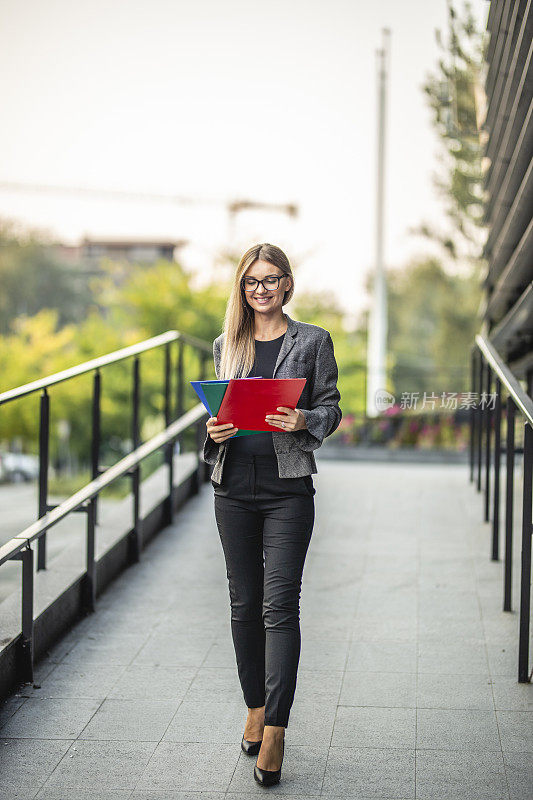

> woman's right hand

[{"left": 206, "top": 416, "right": 239, "bottom": 443}]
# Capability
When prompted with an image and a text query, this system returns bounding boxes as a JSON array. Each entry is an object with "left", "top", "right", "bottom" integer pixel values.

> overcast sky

[{"left": 0, "top": 0, "right": 489, "bottom": 325}]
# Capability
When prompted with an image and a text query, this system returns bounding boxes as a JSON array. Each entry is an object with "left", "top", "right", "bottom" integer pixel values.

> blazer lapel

[{"left": 273, "top": 313, "right": 298, "bottom": 378}]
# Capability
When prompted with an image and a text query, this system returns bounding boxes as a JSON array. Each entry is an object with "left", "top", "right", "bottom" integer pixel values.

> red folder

[{"left": 217, "top": 378, "right": 306, "bottom": 432}]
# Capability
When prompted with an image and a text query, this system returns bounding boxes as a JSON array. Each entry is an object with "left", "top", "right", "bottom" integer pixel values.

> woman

[{"left": 203, "top": 243, "right": 341, "bottom": 787}]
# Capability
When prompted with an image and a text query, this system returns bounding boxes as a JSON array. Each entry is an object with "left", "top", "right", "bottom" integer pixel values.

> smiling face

[{"left": 242, "top": 259, "right": 292, "bottom": 315}]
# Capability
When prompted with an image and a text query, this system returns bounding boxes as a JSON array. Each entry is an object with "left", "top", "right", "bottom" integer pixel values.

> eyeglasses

[{"left": 241, "top": 274, "right": 288, "bottom": 293}]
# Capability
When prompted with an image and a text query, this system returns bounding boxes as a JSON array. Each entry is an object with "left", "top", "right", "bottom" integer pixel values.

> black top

[{"left": 226, "top": 332, "right": 286, "bottom": 457}]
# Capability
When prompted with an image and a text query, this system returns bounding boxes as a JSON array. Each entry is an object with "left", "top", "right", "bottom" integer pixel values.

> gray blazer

[{"left": 202, "top": 312, "right": 342, "bottom": 484}]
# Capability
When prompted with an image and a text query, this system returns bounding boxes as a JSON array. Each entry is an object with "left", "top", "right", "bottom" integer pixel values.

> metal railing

[
  {"left": 469, "top": 334, "right": 533, "bottom": 683},
  {"left": 0, "top": 329, "right": 212, "bottom": 682}
]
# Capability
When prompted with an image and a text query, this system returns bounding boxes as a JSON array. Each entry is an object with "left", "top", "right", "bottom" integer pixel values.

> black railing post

[
  {"left": 492, "top": 377, "right": 501, "bottom": 561},
  {"left": 176, "top": 340, "right": 184, "bottom": 454},
  {"left": 11, "top": 544, "right": 34, "bottom": 683},
  {"left": 469, "top": 347, "right": 476, "bottom": 483},
  {"left": 130, "top": 356, "right": 142, "bottom": 562},
  {"left": 484, "top": 363, "right": 492, "bottom": 523},
  {"left": 37, "top": 389, "right": 50, "bottom": 571},
  {"left": 164, "top": 342, "right": 174, "bottom": 524},
  {"left": 21, "top": 543, "right": 34, "bottom": 682},
  {"left": 199, "top": 353, "right": 209, "bottom": 483},
  {"left": 83, "top": 499, "right": 97, "bottom": 613},
  {"left": 518, "top": 421, "right": 533, "bottom": 683},
  {"left": 477, "top": 355, "right": 484, "bottom": 493},
  {"left": 504, "top": 396, "right": 515, "bottom": 612},
  {"left": 193, "top": 420, "right": 202, "bottom": 493},
  {"left": 91, "top": 370, "right": 101, "bottom": 517}
]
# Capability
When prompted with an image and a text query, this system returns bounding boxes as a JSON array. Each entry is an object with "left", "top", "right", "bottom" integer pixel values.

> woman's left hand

[{"left": 265, "top": 406, "right": 307, "bottom": 432}]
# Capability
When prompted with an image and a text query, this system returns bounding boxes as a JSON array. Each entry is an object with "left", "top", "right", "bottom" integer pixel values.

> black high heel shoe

[
  {"left": 254, "top": 738, "right": 284, "bottom": 786},
  {"left": 241, "top": 735, "right": 262, "bottom": 756}
]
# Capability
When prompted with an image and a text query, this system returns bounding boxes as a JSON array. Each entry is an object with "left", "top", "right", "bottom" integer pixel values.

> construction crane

[{"left": 0, "top": 180, "right": 299, "bottom": 246}]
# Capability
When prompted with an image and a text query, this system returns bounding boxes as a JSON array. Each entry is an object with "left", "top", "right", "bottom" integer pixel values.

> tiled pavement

[{"left": 0, "top": 460, "right": 532, "bottom": 799}]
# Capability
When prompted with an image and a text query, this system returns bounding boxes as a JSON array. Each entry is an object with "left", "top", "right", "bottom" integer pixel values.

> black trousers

[{"left": 212, "top": 452, "right": 315, "bottom": 728}]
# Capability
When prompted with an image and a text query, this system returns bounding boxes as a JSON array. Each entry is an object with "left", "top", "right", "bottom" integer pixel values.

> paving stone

[
  {"left": 162, "top": 699, "right": 246, "bottom": 743},
  {"left": 135, "top": 741, "right": 239, "bottom": 792},
  {"left": 350, "top": 614, "right": 417, "bottom": 642},
  {"left": 201, "top": 638, "right": 239, "bottom": 669},
  {"left": 35, "top": 788, "right": 131, "bottom": 799},
  {"left": 60, "top": 633, "right": 150, "bottom": 668},
  {"left": 284, "top": 698, "right": 338, "bottom": 746},
  {"left": 321, "top": 747, "right": 415, "bottom": 798},
  {"left": 42, "top": 739, "right": 158, "bottom": 790},
  {"left": 417, "top": 617, "right": 486, "bottom": 643},
  {"left": 416, "top": 673, "right": 494, "bottom": 710},
  {"left": 486, "top": 642, "right": 521, "bottom": 677},
  {"left": 416, "top": 708, "right": 501, "bottom": 751},
  {"left": 360, "top": 572, "right": 418, "bottom": 592},
  {"left": 503, "top": 750, "right": 533, "bottom": 800},
  {"left": 339, "top": 671, "right": 417, "bottom": 708},
  {"left": 0, "top": 738, "right": 73, "bottom": 788},
  {"left": 0, "top": 786, "right": 39, "bottom": 800},
  {"left": 490, "top": 677, "right": 533, "bottom": 711},
  {"left": 79, "top": 698, "right": 181, "bottom": 741},
  {"left": 133, "top": 792, "right": 225, "bottom": 800},
  {"left": 355, "top": 592, "right": 417, "bottom": 617},
  {"left": 331, "top": 706, "right": 416, "bottom": 749},
  {"left": 346, "top": 641, "right": 417, "bottom": 673},
  {"left": 131, "top": 632, "right": 215, "bottom": 667},
  {"left": 30, "top": 663, "right": 126, "bottom": 699},
  {"left": 417, "top": 641, "right": 490, "bottom": 676},
  {"left": 417, "top": 590, "right": 481, "bottom": 620},
  {"left": 301, "top": 620, "right": 355, "bottom": 640},
  {"left": 293, "top": 668, "right": 344, "bottom": 699},
  {"left": 415, "top": 748, "right": 508, "bottom": 799},
  {"left": 496, "top": 711, "right": 533, "bottom": 752},
  {"left": 181, "top": 667, "right": 243, "bottom": 703},
  {"left": 298, "top": 638, "right": 350, "bottom": 671},
  {"left": 107, "top": 664, "right": 197, "bottom": 700},
  {"left": 0, "top": 697, "right": 102, "bottom": 739},
  {"left": 482, "top": 616, "right": 521, "bottom": 643}
]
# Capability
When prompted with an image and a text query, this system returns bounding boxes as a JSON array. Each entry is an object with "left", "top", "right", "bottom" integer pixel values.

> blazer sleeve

[
  {"left": 202, "top": 337, "right": 223, "bottom": 466},
  {"left": 294, "top": 331, "right": 342, "bottom": 452}
]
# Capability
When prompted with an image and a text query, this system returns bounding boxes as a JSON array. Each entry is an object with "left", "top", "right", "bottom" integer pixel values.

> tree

[
  {"left": 292, "top": 292, "right": 366, "bottom": 416},
  {"left": 386, "top": 255, "right": 481, "bottom": 397},
  {"left": 0, "top": 218, "right": 94, "bottom": 333},
  {"left": 415, "top": 0, "right": 488, "bottom": 266},
  {"left": 91, "top": 258, "right": 229, "bottom": 344}
]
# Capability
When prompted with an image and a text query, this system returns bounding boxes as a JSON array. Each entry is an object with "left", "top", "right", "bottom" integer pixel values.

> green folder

[{"left": 201, "top": 381, "right": 267, "bottom": 438}]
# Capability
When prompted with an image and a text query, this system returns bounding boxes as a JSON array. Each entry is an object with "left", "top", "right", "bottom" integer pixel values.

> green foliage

[
  {"left": 293, "top": 291, "right": 367, "bottom": 416},
  {"left": 418, "top": 0, "right": 488, "bottom": 258},
  {"left": 0, "top": 219, "right": 93, "bottom": 333},
  {"left": 91, "top": 258, "right": 229, "bottom": 343},
  {"left": 387, "top": 255, "right": 482, "bottom": 397}
]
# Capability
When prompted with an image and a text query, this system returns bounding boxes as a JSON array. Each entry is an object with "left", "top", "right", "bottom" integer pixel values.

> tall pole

[{"left": 366, "top": 28, "right": 390, "bottom": 417}]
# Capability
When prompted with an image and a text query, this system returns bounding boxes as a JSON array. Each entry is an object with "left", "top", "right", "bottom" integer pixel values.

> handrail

[
  {"left": 0, "top": 326, "right": 214, "bottom": 690},
  {"left": 474, "top": 334, "right": 533, "bottom": 427},
  {"left": 0, "top": 329, "right": 211, "bottom": 406},
  {"left": 470, "top": 334, "right": 533, "bottom": 684},
  {"left": 0, "top": 403, "right": 206, "bottom": 568}
]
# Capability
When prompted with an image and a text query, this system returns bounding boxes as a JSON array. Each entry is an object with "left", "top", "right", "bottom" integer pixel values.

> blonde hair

[{"left": 218, "top": 243, "right": 295, "bottom": 380}]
